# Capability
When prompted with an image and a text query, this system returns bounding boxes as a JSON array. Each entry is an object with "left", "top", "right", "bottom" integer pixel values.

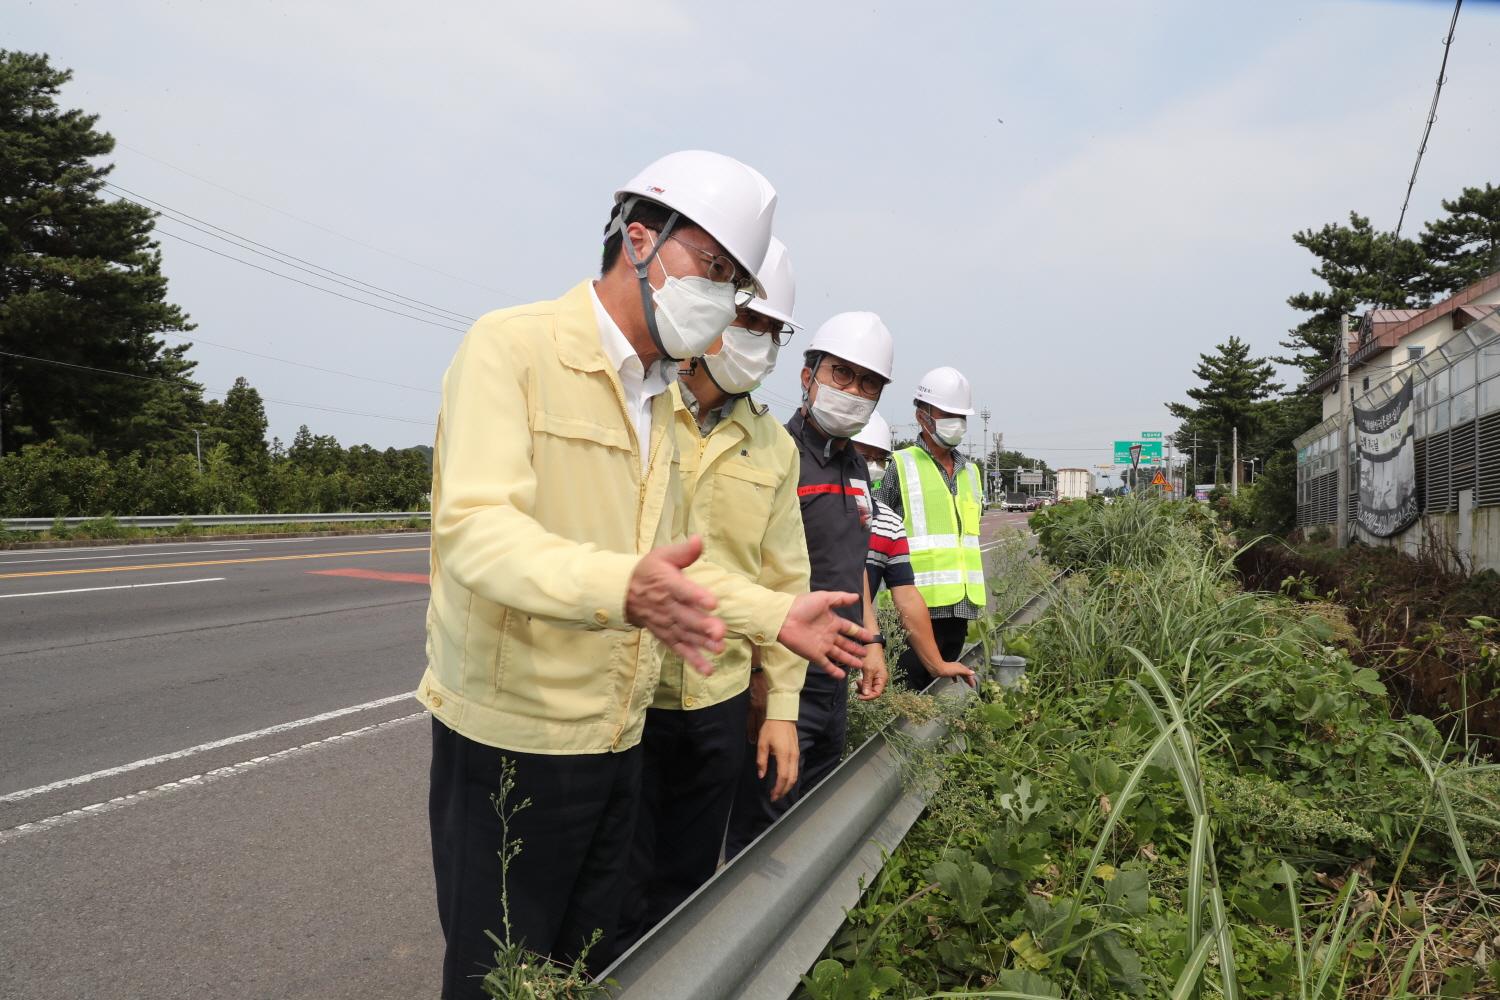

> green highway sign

[
  {"left": 1141, "top": 431, "right": 1162, "bottom": 439},
  {"left": 1114, "top": 440, "right": 1163, "bottom": 464}
]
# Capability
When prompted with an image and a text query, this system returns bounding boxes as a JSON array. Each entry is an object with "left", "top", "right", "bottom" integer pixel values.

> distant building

[{"left": 1296, "top": 271, "right": 1500, "bottom": 572}]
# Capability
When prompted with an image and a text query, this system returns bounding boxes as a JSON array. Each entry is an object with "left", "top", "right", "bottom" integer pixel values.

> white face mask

[
  {"left": 923, "top": 411, "right": 967, "bottom": 447},
  {"left": 701, "top": 324, "right": 780, "bottom": 395},
  {"left": 652, "top": 273, "right": 739, "bottom": 362},
  {"left": 621, "top": 222, "right": 741, "bottom": 361},
  {"left": 806, "top": 380, "right": 876, "bottom": 439}
]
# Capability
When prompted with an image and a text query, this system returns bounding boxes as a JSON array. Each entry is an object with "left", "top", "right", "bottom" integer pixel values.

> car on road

[{"left": 1001, "top": 492, "right": 1031, "bottom": 512}]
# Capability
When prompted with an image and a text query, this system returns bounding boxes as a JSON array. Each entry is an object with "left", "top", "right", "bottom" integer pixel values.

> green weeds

[
  {"left": 804, "top": 495, "right": 1500, "bottom": 999},
  {"left": 480, "top": 763, "right": 614, "bottom": 1000}
]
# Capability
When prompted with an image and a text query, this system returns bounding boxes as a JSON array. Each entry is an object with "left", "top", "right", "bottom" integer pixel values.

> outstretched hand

[
  {"left": 777, "top": 591, "right": 873, "bottom": 678},
  {"left": 625, "top": 535, "right": 725, "bottom": 675},
  {"left": 928, "top": 659, "right": 977, "bottom": 687}
]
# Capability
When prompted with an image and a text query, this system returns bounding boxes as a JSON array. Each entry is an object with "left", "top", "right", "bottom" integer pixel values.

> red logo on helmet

[{"left": 647, "top": 186, "right": 665, "bottom": 194}]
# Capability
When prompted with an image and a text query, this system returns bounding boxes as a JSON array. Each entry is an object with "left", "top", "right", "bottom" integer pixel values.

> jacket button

[
  {"left": 594, "top": 610, "right": 610, "bottom": 625},
  {"left": 754, "top": 633, "right": 767, "bottom": 644},
  {"left": 684, "top": 696, "right": 695, "bottom": 707},
  {"left": 431, "top": 694, "right": 443, "bottom": 708}
]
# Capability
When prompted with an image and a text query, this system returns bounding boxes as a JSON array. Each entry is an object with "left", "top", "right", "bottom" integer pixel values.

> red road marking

[{"left": 309, "top": 568, "right": 430, "bottom": 584}]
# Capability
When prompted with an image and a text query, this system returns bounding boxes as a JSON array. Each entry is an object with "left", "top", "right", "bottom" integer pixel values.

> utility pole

[
  {"left": 194, "top": 429, "right": 202, "bottom": 475},
  {"left": 1335, "top": 312, "right": 1351, "bottom": 548},
  {"left": 980, "top": 406, "right": 991, "bottom": 503},
  {"left": 1231, "top": 427, "right": 1239, "bottom": 496}
]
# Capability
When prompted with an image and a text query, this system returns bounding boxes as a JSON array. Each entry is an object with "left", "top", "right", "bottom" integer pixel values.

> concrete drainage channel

[{"left": 603, "top": 571, "right": 1065, "bottom": 1000}]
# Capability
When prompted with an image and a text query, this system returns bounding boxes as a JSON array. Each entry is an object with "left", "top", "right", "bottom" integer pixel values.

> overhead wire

[
  {"left": 184, "top": 335, "right": 440, "bottom": 395},
  {"left": 143, "top": 226, "right": 469, "bottom": 333},
  {"left": 0, "top": 351, "right": 435, "bottom": 426},
  {"left": 106, "top": 183, "right": 475, "bottom": 325},
  {"left": 119, "top": 143, "right": 526, "bottom": 302},
  {"left": 1381, "top": 0, "right": 1463, "bottom": 306},
  {"left": 1333, "top": 0, "right": 1462, "bottom": 398}
]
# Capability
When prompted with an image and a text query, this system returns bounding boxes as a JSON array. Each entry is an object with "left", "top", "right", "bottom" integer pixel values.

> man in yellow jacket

[
  {"left": 418, "top": 152, "right": 871, "bottom": 998},
  {"left": 615, "top": 238, "right": 808, "bottom": 951}
]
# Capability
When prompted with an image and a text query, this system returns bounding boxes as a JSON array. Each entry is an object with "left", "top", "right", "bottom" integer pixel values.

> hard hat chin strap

[{"left": 613, "top": 196, "right": 683, "bottom": 361}]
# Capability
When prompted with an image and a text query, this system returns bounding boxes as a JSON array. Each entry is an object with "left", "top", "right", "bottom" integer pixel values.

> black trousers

[
  {"left": 896, "top": 615, "right": 969, "bottom": 692},
  {"left": 724, "top": 666, "right": 847, "bottom": 859},
  {"left": 615, "top": 689, "right": 750, "bottom": 954},
  {"left": 429, "top": 719, "right": 643, "bottom": 1000}
]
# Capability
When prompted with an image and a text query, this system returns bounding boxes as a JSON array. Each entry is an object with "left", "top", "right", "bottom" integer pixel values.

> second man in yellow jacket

[{"left": 615, "top": 238, "right": 810, "bottom": 951}]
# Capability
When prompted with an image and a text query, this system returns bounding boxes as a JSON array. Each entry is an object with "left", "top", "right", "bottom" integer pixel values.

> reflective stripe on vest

[{"left": 894, "top": 447, "right": 987, "bottom": 608}]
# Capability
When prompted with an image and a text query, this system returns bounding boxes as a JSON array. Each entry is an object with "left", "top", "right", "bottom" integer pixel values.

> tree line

[
  {"left": 0, "top": 50, "right": 432, "bottom": 517},
  {"left": 1168, "top": 181, "right": 1500, "bottom": 536}
]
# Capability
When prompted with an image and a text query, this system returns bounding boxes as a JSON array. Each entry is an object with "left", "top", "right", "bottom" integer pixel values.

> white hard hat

[
  {"left": 614, "top": 150, "right": 777, "bottom": 295},
  {"left": 745, "top": 238, "right": 800, "bottom": 329},
  {"left": 807, "top": 311, "right": 894, "bottom": 381},
  {"left": 914, "top": 366, "right": 974, "bottom": 415},
  {"left": 851, "top": 411, "right": 893, "bottom": 453}
]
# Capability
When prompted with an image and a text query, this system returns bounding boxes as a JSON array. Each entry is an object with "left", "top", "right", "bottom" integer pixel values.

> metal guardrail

[
  {"left": 602, "top": 573, "right": 1062, "bottom": 1000},
  {"left": 1, "top": 512, "right": 430, "bottom": 532}
]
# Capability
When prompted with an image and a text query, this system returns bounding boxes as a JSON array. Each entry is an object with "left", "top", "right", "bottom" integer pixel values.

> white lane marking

[
  {"left": 0, "top": 577, "right": 226, "bottom": 600},
  {"left": 0, "top": 692, "right": 414, "bottom": 805},
  {"left": 0, "top": 548, "right": 250, "bottom": 566},
  {"left": 205, "top": 533, "right": 431, "bottom": 546},
  {"left": 0, "top": 712, "right": 426, "bottom": 844}
]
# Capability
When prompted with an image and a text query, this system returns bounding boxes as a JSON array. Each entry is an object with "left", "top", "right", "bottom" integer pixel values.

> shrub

[{"left": 0, "top": 440, "right": 432, "bottom": 517}]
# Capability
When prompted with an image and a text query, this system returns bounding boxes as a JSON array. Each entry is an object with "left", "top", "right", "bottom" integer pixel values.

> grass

[{"left": 800, "top": 494, "right": 1500, "bottom": 1000}]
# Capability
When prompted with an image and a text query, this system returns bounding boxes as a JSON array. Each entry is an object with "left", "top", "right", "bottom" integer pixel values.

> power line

[
  {"left": 0, "top": 351, "right": 435, "bottom": 426},
  {"left": 147, "top": 226, "right": 469, "bottom": 333},
  {"left": 106, "top": 183, "right": 475, "bottom": 324},
  {"left": 185, "top": 335, "right": 440, "bottom": 395},
  {"left": 118, "top": 143, "right": 526, "bottom": 302},
  {"left": 1372, "top": 0, "right": 1462, "bottom": 311}
]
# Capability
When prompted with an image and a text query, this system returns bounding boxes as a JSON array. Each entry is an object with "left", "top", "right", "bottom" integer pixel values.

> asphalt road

[
  {"left": 0, "top": 532, "right": 443, "bottom": 998},
  {"left": 0, "top": 516, "right": 1037, "bottom": 997}
]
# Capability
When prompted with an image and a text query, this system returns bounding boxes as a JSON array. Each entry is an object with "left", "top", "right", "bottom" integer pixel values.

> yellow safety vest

[{"left": 894, "top": 447, "right": 987, "bottom": 608}]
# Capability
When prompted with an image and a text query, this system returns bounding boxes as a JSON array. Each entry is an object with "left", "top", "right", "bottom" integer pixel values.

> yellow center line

[{"left": 0, "top": 548, "right": 430, "bottom": 580}]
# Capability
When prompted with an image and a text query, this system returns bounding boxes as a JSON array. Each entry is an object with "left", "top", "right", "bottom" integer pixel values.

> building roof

[
  {"left": 1350, "top": 270, "right": 1500, "bottom": 367},
  {"left": 1305, "top": 272, "right": 1499, "bottom": 394}
]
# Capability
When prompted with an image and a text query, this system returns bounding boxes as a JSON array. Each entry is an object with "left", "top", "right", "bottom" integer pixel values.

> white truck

[{"left": 1055, "top": 468, "right": 1096, "bottom": 500}]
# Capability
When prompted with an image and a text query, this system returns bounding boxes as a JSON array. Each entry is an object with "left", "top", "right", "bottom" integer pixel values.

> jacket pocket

[
  {"left": 707, "top": 461, "right": 778, "bottom": 569},
  {"left": 533, "top": 410, "right": 633, "bottom": 452}
]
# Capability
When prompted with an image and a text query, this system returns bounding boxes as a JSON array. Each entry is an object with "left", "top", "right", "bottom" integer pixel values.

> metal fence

[
  {"left": 1, "top": 511, "right": 430, "bottom": 532},
  {"left": 1296, "top": 308, "right": 1500, "bottom": 529},
  {"left": 602, "top": 578, "right": 1059, "bottom": 1000}
]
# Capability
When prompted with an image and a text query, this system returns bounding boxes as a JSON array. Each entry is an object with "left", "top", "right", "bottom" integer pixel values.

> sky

[{"left": 7, "top": 0, "right": 1500, "bottom": 483}]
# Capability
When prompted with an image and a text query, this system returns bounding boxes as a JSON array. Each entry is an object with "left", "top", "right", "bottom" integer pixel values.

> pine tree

[
  {"left": 209, "top": 377, "right": 269, "bottom": 469},
  {"left": 0, "top": 50, "right": 199, "bottom": 457},
  {"left": 1167, "top": 337, "right": 1283, "bottom": 471},
  {"left": 1275, "top": 213, "right": 1431, "bottom": 379},
  {"left": 1418, "top": 183, "right": 1500, "bottom": 296}
]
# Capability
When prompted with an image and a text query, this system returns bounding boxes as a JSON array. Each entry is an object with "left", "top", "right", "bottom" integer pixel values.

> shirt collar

[
  {"left": 920, "top": 434, "right": 968, "bottom": 472},
  {"left": 789, "top": 409, "right": 858, "bottom": 467},
  {"left": 589, "top": 281, "right": 674, "bottom": 391},
  {"left": 677, "top": 379, "right": 739, "bottom": 437}
]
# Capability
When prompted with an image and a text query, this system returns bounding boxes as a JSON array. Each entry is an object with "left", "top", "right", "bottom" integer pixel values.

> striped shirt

[{"left": 866, "top": 497, "right": 914, "bottom": 594}]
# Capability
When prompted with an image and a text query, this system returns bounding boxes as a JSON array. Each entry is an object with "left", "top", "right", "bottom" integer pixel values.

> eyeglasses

[
  {"left": 662, "top": 232, "right": 758, "bottom": 292},
  {"left": 819, "top": 361, "right": 885, "bottom": 397},
  {"left": 739, "top": 311, "right": 793, "bottom": 346}
]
